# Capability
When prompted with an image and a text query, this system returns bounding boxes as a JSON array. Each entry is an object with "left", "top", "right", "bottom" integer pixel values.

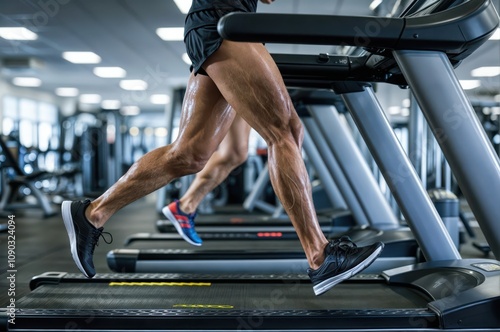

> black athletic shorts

[{"left": 184, "top": 9, "right": 224, "bottom": 76}]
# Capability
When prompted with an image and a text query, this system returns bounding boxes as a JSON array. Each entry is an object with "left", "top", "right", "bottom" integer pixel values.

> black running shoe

[
  {"left": 308, "top": 236, "right": 384, "bottom": 296},
  {"left": 61, "top": 200, "right": 112, "bottom": 278}
]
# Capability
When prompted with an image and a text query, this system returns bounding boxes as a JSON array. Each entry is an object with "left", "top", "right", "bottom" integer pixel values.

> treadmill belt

[{"left": 17, "top": 282, "right": 427, "bottom": 310}]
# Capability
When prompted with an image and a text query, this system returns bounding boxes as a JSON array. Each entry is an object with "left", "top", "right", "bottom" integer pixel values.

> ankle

[
  {"left": 85, "top": 204, "right": 103, "bottom": 228},
  {"left": 309, "top": 242, "right": 329, "bottom": 270},
  {"left": 310, "top": 254, "right": 325, "bottom": 270},
  {"left": 178, "top": 199, "right": 196, "bottom": 215}
]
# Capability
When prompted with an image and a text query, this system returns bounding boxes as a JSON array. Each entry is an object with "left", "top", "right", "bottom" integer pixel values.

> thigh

[
  {"left": 202, "top": 41, "right": 300, "bottom": 145},
  {"left": 175, "top": 72, "right": 236, "bottom": 157}
]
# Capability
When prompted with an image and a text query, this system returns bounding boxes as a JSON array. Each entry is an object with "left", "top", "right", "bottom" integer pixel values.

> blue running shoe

[
  {"left": 162, "top": 200, "right": 202, "bottom": 246},
  {"left": 308, "top": 236, "right": 384, "bottom": 296}
]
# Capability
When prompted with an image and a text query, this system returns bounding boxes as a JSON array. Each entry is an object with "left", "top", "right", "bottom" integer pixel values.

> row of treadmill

[{"left": 2, "top": 0, "right": 500, "bottom": 331}]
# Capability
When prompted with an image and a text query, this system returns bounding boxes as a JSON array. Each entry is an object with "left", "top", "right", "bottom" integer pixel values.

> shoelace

[
  {"left": 326, "top": 236, "right": 358, "bottom": 271},
  {"left": 188, "top": 214, "right": 196, "bottom": 228},
  {"left": 89, "top": 228, "right": 113, "bottom": 254},
  {"left": 328, "top": 235, "right": 357, "bottom": 250}
]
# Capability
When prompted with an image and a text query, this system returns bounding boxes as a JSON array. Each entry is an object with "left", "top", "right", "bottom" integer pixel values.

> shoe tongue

[
  {"left": 325, "top": 237, "right": 355, "bottom": 254},
  {"left": 338, "top": 240, "right": 355, "bottom": 252},
  {"left": 339, "top": 239, "right": 352, "bottom": 247},
  {"left": 339, "top": 235, "right": 352, "bottom": 242}
]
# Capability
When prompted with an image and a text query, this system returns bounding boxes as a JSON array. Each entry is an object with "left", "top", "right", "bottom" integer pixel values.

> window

[
  {"left": 38, "top": 102, "right": 58, "bottom": 152},
  {"left": 2, "top": 96, "right": 18, "bottom": 135},
  {"left": 19, "top": 98, "right": 37, "bottom": 148},
  {"left": 2, "top": 96, "right": 60, "bottom": 171}
]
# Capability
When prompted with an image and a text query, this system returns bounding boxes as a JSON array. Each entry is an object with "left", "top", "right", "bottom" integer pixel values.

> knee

[
  {"left": 220, "top": 144, "right": 248, "bottom": 168},
  {"left": 187, "top": 155, "right": 210, "bottom": 174},
  {"left": 290, "top": 118, "right": 304, "bottom": 148},
  {"left": 264, "top": 119, "right": 304, "bottom": 150},
  {"left": 170, "top": 145, "right": 212, "bottom": 175},
  {"left": 278, "top": 117, "right": 304, "bottom": 148}
]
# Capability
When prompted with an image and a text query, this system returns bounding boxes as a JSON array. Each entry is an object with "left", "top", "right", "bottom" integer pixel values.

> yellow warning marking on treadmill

[
  {"left": 173, "top": 304, "right": 234, "bottom": 309},
  {"left": 109, "top": 282, "right": 211, "bottom": 286}
]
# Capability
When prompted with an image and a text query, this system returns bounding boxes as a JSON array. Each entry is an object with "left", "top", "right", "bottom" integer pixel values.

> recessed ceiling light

[
  {"left": 459, "top": 80, "right": 481, "bottom": 90},
  {"left": 150, "top": 94, "right": 171, "bottom": 105},
  {"left": 182, "top": 53, "right": 192, "bottom": 65},
  {"left": 55, "top": 87, "right": 79, "bottom": 97},
  {"left": 94, "top": 67, "right": 127, "bottom": 78},
  {"left": 155, "top": 128, "right": 168, "bottom": 137},
  {"left": 12, "top": 77, "right": 41, "bottom": 87},
  {"left": 156, "top": 27, "right": 184, "bottom": 41},
  {"left": 79, "top": 94, "right": 102, "bottom": 104},
  {"left": 120, "top": 79, "right": 148, "bottom": 91},
  {"left": 471, "top": 66, "right": 500, "bottom": 77},
  {"left": 129, "top": 127, "right": 140, "bottom": 136},
  {"left": 101, "top": 100, "right": 122, "bottom": 109},
  {"left": 388, "top": 106, "right": 401, "bottom": 115},
  {"left": 489, "top": 28, "right": 500, "bottom": 40},
  {"left": 173, "top": 0, "right": 192, "bottom": 14},
  {"left": 120, "top": 106, "right": 141, "bottom": 116},
  {"left": 0, "top": 27, "right": 37, "bottom": 40},
  {"left": 63, "top": 52, "right": 101, "bottom": 64}
]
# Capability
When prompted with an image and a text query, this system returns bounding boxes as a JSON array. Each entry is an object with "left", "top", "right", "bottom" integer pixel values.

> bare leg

[
  {"left": 178, "top": 115, "right": 251, "bottom": 214},
  {"left": 203, "top": 41, "right": 328, "bottom": 269},
  {"left": 86, "top": 73, "right": 236, "bottom": 228}
]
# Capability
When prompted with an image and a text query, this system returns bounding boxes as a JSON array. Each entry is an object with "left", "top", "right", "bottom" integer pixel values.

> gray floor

[{"left": 0, "top": 195, "right": 495, "bottom": 308}]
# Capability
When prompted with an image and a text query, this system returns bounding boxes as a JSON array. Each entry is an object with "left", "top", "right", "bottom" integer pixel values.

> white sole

[
  {"left": 62, "top": 201, "right": 91, "bottom": 278},
  {"left": 162, "top": 206, "right": 202, "bottom": 247},
  {"left": 313, "top": 245, "right": 383, "bottom": 296}
]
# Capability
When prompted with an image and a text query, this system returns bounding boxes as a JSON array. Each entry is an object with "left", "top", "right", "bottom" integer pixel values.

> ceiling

[{"left": 0, "top": 0, "right": 499, "bottom": 114}]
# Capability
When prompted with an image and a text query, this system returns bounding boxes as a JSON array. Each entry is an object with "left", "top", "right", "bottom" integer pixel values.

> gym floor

[{"left": 0, "top": 195, "right": 493, "bottom": 308}]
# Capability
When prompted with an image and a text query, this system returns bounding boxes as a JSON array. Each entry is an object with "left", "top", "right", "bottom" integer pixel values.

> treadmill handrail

[
  {"left": 218, "top": 0, "right": 499, "bottom": 54},
  {"left": 218, "top": 13, "right": 404, "bottom": 49}
]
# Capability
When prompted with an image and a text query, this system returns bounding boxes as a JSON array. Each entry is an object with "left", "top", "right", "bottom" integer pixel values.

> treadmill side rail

[{"left": 9, "top": 308, "right": 438, "bottom": 331}]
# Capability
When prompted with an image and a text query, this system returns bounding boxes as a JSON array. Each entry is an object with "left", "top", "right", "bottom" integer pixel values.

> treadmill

[{"left": 3, "top": 0, "right": 500, "bottom": 330}]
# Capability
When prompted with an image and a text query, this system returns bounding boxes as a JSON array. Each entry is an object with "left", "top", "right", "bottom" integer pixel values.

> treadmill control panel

[
  {"left": 472, "top": 263, "right": 500, "bottom": 272},
  {"left": 316, "top": 53, "right": 350, "bottom": 66}
]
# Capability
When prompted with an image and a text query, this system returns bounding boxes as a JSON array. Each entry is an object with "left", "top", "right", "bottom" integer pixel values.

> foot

[
  {"left": 61, "top": 200, "right": 112, "bottom": 278},
  {"left": 162, "top": 200, "right": 202, "bottom": 246},
  {"left": 308, "top": 236, "right": 384, "bottom": 296}
]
